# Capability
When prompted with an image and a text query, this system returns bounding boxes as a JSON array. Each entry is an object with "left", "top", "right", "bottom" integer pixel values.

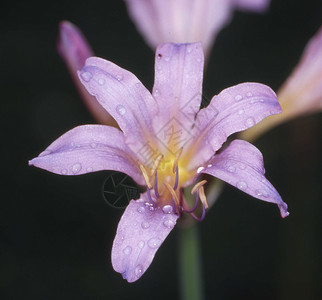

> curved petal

[
  {"left": 57, "top": 21, "right": 116, "bottom": 126},
  {"left": 112, "top": 196, "right": 179, "bottom": 282},
  {"left": 29, "top": 125, "right": 144, "bottom": 185},
  {"left": 78, "top": 57, "right": 158, "bottom": 153},
  {"left": 152, "top": 43, "right": 204, "bottom": 148},
  {"left": 201, "top": 139, "right": 289, "bottom": 218},
  {"left": 189, "top": 82, "right": 281, "bottom": 168},
  {"left": 241, "top": 25, "right": 322, "bottom": 141}
]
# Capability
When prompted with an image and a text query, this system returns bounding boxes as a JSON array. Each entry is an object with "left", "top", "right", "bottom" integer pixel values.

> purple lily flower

[
  {"left": 124, "top": 0, "right": 270, "bottom": 56},
  {"left": 29, "top": 42, "right": 288, "bottom": 282}
]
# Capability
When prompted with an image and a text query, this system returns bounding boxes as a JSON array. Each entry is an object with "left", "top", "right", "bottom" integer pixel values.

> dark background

[{"left": 1, "top": 0, "right": 322, "bottom": 299}]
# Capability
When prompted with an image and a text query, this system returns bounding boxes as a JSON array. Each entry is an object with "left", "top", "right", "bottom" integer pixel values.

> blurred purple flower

[
  {"left": 241, "top": 25, "right": 322, "bottom": 141},
  {"left": 124, "top": 0, "right": 270, "bottom": 56},
  {"left": 30, "top": 42, "right": 288, "bottom": 282}
]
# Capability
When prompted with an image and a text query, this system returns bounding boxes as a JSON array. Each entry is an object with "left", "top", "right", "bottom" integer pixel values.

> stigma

[{"left": 139, "top": 147, "right": 209, "bottom": 221}]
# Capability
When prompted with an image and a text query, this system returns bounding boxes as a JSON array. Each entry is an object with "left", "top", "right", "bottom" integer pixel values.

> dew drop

[
  {"left": 245, "top": 117, "right": 255, "bottom": 128},
  {"left": 137, "top": 206, "right": 145, "bottom": 214},
  {"left": 148, "top": 238, "right": 162, "bottom": 249},
  {"left": 187, "top": 47, "right": 192, "bottom": 53},
  {"left": 197, "top": 167, "right": 204, "bottom": 174},
  {"left": 227, "top": 165, "right": 236, "bottom": 173},
  {"left": 98, "top": 78, "right": 105, "bottom": 85},
  {"left": 238, "top": 109, "right": 244, "bottom": 115},
  {"left": 116, "top": 104, "right": 126, "bottom": 115},
  {"left": 153, "top": 89, "right": 160, "bottom": 97},
  {"left": 80, "top": 71, "right": 92, "bottom": 82},
  {"left": 135, "top": 265, "right": 144, "bottom": 277},
  {"left": 196, "top": 58, "right": 201, "bottom": 63},
  {"left": 138, "top": 241, "right": 145, "bottom": 249},
  {"left": 72, "top": 163, "right": 82, "bottom": 174},
  {"left": 141, "top": 221, "right": 150, "bottom": 229},
  {"left": 237, "top": 181, "right": 247, "bottom": 190},
  {"left": 165, "top": 57, "right": 170, "bottom": 62},
  {"left": 90, "top": 143, "right": 97, "bottom": 148},
  {"left": 61, "top": 169, "right": 67, "bottom": 175},
  {"left": 116, "top": 74, "right": 123, "bottom": 81},
  {"left": 163, "top": 219, "right": 175, "bottom": 229},
  {"left": 86, "top": 167, "right": 93, "bottom": 172},
  {"left": 246, "top": 92, "right": 253, "bottom": 97},
  {"left": 157, "top": 65, "right": 162, "bottom": 71},
  {"left": 162, "top": 205, "right": 173, "bottom": 214},
  {"left": 235, "top": 95, "right": 243, "bottom": 101},
  {"left": 123, "top": 246, "right": 132, "bottom": 255},
  {"left": 207, "top": 164, "right": 213, "bottom": 168}
]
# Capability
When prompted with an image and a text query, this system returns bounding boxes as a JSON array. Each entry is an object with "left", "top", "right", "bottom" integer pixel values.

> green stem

[{"left": 178, "top": 224, "right": 204, "bottom": 300}]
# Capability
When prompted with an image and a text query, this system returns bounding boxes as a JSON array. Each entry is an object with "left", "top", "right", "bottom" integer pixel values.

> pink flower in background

[
  {"left": 30, "top": 42, "right": 288, "bottom": 282},
  {"left": 124, "top": 0, "right": 270, "bottom": 56},
  {"left": 241, "top": 25, "right": 322, "bottom": 141}
]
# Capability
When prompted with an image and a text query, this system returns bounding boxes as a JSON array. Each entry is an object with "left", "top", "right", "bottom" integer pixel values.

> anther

[
  {"left": 151, "top": 153, "right": 164, "bottom": 177},
  {"left": 173, "top": 165, "right": 179, "bottom": 190},
  {"left": 164, "top": 182, "right": 180, "bottom": 211},
  {"left": 172, "top": 147, "right": 183, "bottom": 173},
  {"left": 199, "top": 186, "right": 209, "bottom": 209},
  {"left": 140, "top": 164, "right": 152, "bottom": 189},
  {"left": 191, "top": 180, "right": 207, "bottom": 195}
]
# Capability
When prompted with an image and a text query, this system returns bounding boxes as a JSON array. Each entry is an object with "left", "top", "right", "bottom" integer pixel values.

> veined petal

[
  {"left": 233, "top": 0, "right": 270, "bottom": 12},
  {"left": 241, "top": 25, "right": 322, "bottom": 141},
  {"left": 29, "top": 125, "right": 144, "bottom": 185},
  {"left": 112, "top": 196, "right": 178, "bottom": 282},
  {"left": 201, "top": 139, "right": 289, "bottom": 218},
  {"left": 152, "top": 43, "right": 204, "bottom": 137},
  {"left": 189, "top": 82, "right": 281, "bottom": 168},
  {"left": 78, "top": 57, "right": 158, "bottom": 153},
  {"left": 57, "top": 21, "right": 116, "bottom": 126}
]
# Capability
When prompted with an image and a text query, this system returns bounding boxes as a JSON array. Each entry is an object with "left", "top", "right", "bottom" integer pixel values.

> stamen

[
  {"left": 173, "top": 165, "right": 179, "bottom": 190},
  {"left": 146, "top": 187, "right": 155, "bottom": 203},
  {"left": 139, "top": 164, "right": 152, "bottom": 189},
  {"left": 191, "top": 180, "right": 207, "bottom": 195},
  {"left": 164, "top": 182, "right": 180, "bottom": 212},
  {"left": 154, "top": 170, "right": 160, "bottom": 198},
  {"left": 183, "top": 189, "right": 199, "bottom": 213},
  {"left": 190, "top": 200, "right": 206, "bottom": 222},
  {"left": 199, "top": 186, "right": 209, "bottom": 209},
  {"left": 151, "top": 154, "right": 164, "bottom": 177},
  {"left": 172, "top": 147, "right": 183, "bottom": 173}
]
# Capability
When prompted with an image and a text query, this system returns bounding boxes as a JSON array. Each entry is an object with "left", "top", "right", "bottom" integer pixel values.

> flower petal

[
  {"left": 111, "top": 196, "right": 178, "bottom": 282},
  {"left": 57, "top": 21, "right": 116, "bottom": 126},
  {"left": 241, "top": 25, "right": 322, "bottom": 141},
  {"left": 29, "top": 125, "right": 144, "bottom": 185},
  {"left": 201, "top": 139, "right": 289, "bottom": 218},
  {"left": 152, "top": 43, "right": 204, "bottom": 135},
  {"left": 78, "top": 57, "right": 158, "bottom": 153},
  {"left": 189, "top": 82, "right": 281, "bottom": 168},
  {"left": 233, "top": 0, "right": 270, "bottom": 12}
]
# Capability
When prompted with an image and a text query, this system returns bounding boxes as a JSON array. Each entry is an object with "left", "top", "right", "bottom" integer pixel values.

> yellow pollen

[
  {"left": 139, "top": 164, "right": 152, "bottom": 189},
  {"left": 199, "top": 186, "right": 209, "bottom": 209},
  {"left": 164, "top": 182, "right": 180, "bottom": 210},
  {"left": 191, "top": 180, "right": 208, "bottom": 195},
  {"left": 150, "top": 153, "right": 164, "bottom": 177},
  {"left": 172, "top": 147, "right": 183, "bottom": 173}
]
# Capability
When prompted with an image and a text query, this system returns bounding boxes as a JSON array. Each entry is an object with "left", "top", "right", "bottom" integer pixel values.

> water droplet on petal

[
  {"left": 61, "top": 169, "right": 67, "bottom": 175},
  {"left": 72, "top": 163, "right": 82, "bottom": 174},
  {"left": 86, "top": 167, "right": 93, "bottom": 172},
  {"left": 197, "top": 167, "right": 204, "bottom": 174},
  {"left": 237, "top": 181, "right": 247, "bottom": 190},
  {"left": 207, "top": 164, "right": 213, "bottom": 168},
  {"left": 187, "top": 47, "right": 192, "bottom": 53},
  {"left": 163, "top": 219, "right": 175, "bottom": 229},
  {"left": 116, "top": 104, "right": 126, "bottom": 115},
  {"left": 238, "top": 109, "right": 244, "bottom": 115},
  {"left": 165, "top": 57, "right": 170, "bottom": 62},
  {"left": 141, "top": 221, "right": 150, "bottom": 229},
  {"left": 235, "top": 95, "right": 243, "bottom": 101},
  {"left": 137, "top": 206, "right": 145, "bottom": 214},
  {"left": 246, "top": 92, "right": 253, "bottom": 97},
  {"left": 245, "top": 117, "right": 255, "bottom": 128},
  {"left": 123, "top": 246, "right": 132, "bottom": 255},
  {"left": 157, "top": 65, "right": 162, "bottom": 71},
  {"left": 196, "top": 58, "right": 201, "bottom": 63},
  {"left": 153, "top": 89, "right": 160, "bottom": 97},
  {"left": 135, "top": 265, "right": 144, "bottom": 277},
  {"left": 162, "top": 205, "right": 173, "bottom": 214},
  {"left": 138, "top": 241, "right": 145, "bottom": 249},
  {"left": 116, "top": 74, "right": 123, "bottom": 81},
  {"left": 90, "top": 143, "right": 97, "bottom": 148},
  {"left": 98, "top": 78, "right": 105, "bottom": 85},
  {"left": 80, "top": 71, "right": 92, "bottom": 82},
  {"left": 227, "top": 166, "right": 236, "bottom": 173},
  {"left": 148, "top": 238, "right": 162, "bottom": 249}
]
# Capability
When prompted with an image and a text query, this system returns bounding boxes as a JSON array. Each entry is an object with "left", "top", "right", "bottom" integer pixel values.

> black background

[{"left": 1, "top": 0, "right": 322, "bottom": 299}]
